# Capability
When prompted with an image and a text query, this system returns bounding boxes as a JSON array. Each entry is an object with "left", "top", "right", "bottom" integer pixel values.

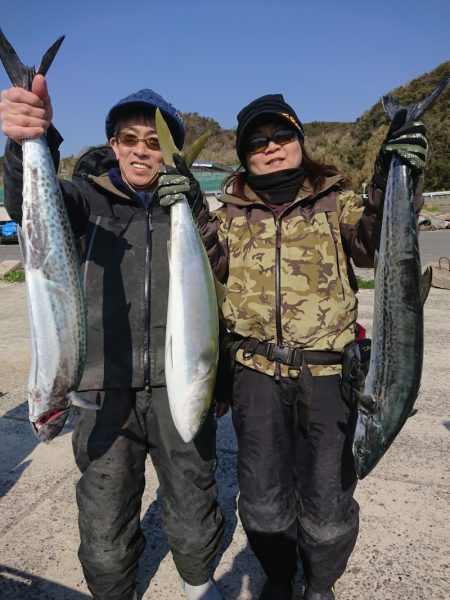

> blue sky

[{"left": 0, "top": 0, "right": 448, "bottom": 156}]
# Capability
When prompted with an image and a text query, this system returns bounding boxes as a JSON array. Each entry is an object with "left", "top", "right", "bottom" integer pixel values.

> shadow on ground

[
  {"left": 0, "top": 566, "right": 90, "bottom": 599},
  {"left": 0, "top": 399, "right": 73, "bottom": 499},
  {"left": 136, "top": 414, "right": 263, "bottom": 599}
]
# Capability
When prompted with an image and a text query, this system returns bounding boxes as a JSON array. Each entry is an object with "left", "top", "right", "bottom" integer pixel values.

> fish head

[{"left": 353, "top": 410, "right": 386, "bottom": 479}]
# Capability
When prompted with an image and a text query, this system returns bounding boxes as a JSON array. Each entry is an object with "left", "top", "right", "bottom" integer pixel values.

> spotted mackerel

[
  {"left": 352, "top": 77, "right": 449, "bottom": 479},
  {"left": 0, "top": 30, "right": 87, "bottom": 442}
]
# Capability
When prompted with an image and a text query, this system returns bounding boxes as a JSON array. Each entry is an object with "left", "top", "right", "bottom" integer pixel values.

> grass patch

[
  {"left": 3, "top": 268, "right": 25, "bottom": 283},
  {"left": 422, "top": 203, "right": 441, "bottom": 212},
  {"left": 357, "top": 276, "right": 375, "bottom": 289}
]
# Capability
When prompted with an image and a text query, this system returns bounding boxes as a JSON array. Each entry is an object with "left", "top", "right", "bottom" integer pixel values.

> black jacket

[{"left": 4, "top": 128, "right": 171, "bottom": 391}]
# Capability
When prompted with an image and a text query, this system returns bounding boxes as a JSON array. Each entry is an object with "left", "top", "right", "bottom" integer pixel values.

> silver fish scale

[
  {"left": 22, "top": 137, "right": 87, "bottom": 427},
  {"left": 165, "top": 198, "right": 219, "bottom": 443}
]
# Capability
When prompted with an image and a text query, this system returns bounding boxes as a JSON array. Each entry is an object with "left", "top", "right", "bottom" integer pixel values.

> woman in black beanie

[{"left": 207, "top": 93, "right": 428, "bottom": 600}]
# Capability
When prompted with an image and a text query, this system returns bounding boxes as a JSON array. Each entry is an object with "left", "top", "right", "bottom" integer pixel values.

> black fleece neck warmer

[{"left": 246, "top": 167, "right": 305, "bottom": 205}]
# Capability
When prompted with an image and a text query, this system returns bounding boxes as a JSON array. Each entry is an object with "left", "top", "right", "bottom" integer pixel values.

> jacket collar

[
  {"left": 87, "top": 172, "right": 148, "bottom": 206},
  {"left": 218, "top": 173, "right": 344, "bottom": 207}
]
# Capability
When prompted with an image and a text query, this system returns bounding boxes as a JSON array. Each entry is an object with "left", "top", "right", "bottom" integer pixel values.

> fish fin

[
  {"left": 0, "top": 28, "right": 32, "bottom": 89},
  {"left": 374, "top": 250, "right": 379, "bottom": 276},
  {"left": 36, "top": 36, "right": 65, "bottom": 77},
  {"left": 183, "top": 131, "right": 212, "bottom": 168},
  {"left": 420, "top": 266, "right": 432, "bottom": 306},
  {"left": 409, "top": 407, "right": 418, "bottom": 418},
  {"left": 166, "top": 334, "right": 173, "bottom": 370},
  {"left": 354, "top": 389, "right": 378, "bottom": 414},
  {"left": 155, "top": 108, "right": 178, "bottom": 166},
  {"left": 17, "top": 224, "right": 28, "bottom": 264},
  {"left": 0, "top": 28, "right": 64, "bottom": 91},
  {"left": 382, "top": 77, "right": 450, "bottom": 125},
  {"left": 155, "top": 107, "right": 212, "bottom": 169}
]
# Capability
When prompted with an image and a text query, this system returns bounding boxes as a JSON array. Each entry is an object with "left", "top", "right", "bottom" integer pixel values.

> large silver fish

[
  {"left": 353, "top": 78, "right": 449, "bottom": 479},
  {"left": 0, "top": 30, "right": 87, "bottom": 442},
  {"left": 155, "top": 109, "right": 219, "bottom": 443}
]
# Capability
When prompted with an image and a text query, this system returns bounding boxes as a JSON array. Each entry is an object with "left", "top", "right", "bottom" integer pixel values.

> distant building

[{"left": 191, "top": 162, "right": 235, "bottom": 209}]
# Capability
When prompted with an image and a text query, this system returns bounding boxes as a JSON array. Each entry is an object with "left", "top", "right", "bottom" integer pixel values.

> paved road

[
  {"left": 0, "top": 211, "right": 449, "bottom": 599},
  {"left": 0, "top": 280, "right": 449, "bottom": 598}
]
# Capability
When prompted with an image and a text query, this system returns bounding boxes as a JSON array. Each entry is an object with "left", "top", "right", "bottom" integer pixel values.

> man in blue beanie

[{"left": 0, "top": 75, "right": 224, "bottom": 600}]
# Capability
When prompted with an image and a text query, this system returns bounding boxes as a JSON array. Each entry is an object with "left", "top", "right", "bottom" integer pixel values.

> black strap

[{"left": 238, "top": 338, "right": 342, "bottom": 367}]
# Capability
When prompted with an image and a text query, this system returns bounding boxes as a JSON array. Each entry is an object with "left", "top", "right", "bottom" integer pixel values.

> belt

[{"left": 238, "top": 338, "right": 342, "bottom": 367}]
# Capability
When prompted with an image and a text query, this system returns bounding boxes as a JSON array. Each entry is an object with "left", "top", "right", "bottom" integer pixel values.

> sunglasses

[
  {"left": 116, "top": 132, "right": 161, "bottom": 151},
  {"left": 247, "top": 128, "right": 298, "bottom": 154}
]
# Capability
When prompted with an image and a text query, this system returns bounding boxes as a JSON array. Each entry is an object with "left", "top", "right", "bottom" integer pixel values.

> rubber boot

[
  {"left": 304, "top": 585, "right": 336, "bottom": 599},
  {"left": 182, "top": 578, "right": 223, "bottom": 600},
  {"left": 259, "top": 579, "right": 293, "bottom": 600}
]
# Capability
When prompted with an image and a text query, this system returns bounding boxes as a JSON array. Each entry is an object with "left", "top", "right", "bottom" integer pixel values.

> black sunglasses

[
  {"left": 247, "top": 128, "right": 298, "bottom": 154},
  {"left": 116, "top": 132, "right": 160, "bottom": 151}
]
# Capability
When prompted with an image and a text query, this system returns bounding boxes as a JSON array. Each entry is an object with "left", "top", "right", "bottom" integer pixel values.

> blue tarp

[{"left": 1, "top": 221, "right": 17, "bottom": 237}]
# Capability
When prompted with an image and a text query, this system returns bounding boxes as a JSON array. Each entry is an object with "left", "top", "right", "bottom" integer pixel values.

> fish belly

[
  {"left": 21, "top": 138, "right": 87, "bottom": 440},
  {"left": 165, "top": 201, "right": 218, "bottom": 443}
]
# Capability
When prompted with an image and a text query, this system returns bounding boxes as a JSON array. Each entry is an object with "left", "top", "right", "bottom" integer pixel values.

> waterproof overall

[
  {"left": 230, "top": 364, "right": 359, "bottom": 590},
  {"left": 3, "top": 135, "right": 225, "bottom": 600}
]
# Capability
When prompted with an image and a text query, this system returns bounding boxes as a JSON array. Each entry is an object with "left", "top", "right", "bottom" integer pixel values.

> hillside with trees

[{"left": 1, "top": 62, "right": 449, "bottom": 191}]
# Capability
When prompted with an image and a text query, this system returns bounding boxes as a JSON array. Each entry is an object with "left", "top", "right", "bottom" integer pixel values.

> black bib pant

[
  {"left": 231, "top": 364, "right": 359, "bottom": 591},
  {"left": 72, "top": 387, "right": 224, "bottom": 600}
]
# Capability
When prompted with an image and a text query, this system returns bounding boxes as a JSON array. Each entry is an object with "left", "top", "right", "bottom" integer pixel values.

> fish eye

[{"left": 356, "top": 445, "right": 365, "bottom": 458}]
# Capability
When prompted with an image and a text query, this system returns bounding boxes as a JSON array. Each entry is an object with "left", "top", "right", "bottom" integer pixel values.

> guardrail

[{"left": 423, "top": 191, "right": 450, "bottom": 198}]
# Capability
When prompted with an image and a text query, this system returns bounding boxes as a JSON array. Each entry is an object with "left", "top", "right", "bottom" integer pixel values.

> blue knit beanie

[{"left": 105, "top": 89, "right": 185, "bottom": 150}]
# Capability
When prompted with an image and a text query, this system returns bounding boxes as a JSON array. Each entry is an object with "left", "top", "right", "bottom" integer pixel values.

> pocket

[{"left": 340, "top": 340, "right": 371, "bottom": 408}]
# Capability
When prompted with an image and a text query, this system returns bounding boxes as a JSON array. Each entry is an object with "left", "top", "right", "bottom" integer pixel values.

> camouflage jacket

[{"left": 208, "top": 174, "right": 421, "bottom": 377}]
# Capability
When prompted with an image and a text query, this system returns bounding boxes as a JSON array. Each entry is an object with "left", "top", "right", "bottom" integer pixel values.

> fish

[
  {"left": 352, "top": 77, "right": 450, "bottom": 479},
  {"left": 155, "top": 108, "right": 219, "bottom": 443},
  {"left": 0, "top": 29, "right": 87, "bottom": 443}
]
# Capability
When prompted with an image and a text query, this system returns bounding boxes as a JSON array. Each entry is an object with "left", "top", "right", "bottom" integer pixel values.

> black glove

[
  {"left": 373, "top": 109, "right": 428, "bottom": 189},
  {"left": 157, "top": 153, "right": 204, "bottom": 217}
]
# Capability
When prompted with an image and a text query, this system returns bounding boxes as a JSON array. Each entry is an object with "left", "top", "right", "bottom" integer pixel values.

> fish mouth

[{"left": 32, "top": 407, "right": 70, "bottom": 443}]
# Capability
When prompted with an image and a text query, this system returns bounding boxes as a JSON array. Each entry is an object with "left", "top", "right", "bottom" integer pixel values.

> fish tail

[
  {"left": 0, "top": 28, "right": 64, "bottom": 91},
  {"left": 382, "top": 77, "right": 450, "bottom": 125}
]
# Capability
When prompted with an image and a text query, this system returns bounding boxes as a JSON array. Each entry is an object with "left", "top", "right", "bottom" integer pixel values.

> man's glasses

[
  {"left": 247, "top": 129, "right": 298, "bottom": 155},
  {"left": 116, "top": 133, "right": 161, "bottom": 151}
]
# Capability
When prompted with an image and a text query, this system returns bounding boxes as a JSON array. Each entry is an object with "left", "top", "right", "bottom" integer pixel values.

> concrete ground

[{"left": 0, "top": 254, "right": 449, "bottom": 598}]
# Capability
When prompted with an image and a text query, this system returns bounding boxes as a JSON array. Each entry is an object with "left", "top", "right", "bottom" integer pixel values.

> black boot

[
  {"left": 259, "top": 579, "right": 293, "bottom": 600},
  {"left": 303, "top": 585, "right": 335, "bottom": 600}
]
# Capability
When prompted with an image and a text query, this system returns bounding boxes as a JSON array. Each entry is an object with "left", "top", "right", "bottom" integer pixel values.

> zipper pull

[
  {"left": 275, "top": 219, "right": 282, "bottom": 247},
  {"left": 147, "top": 209, "right": 153, "bottom": 231}
]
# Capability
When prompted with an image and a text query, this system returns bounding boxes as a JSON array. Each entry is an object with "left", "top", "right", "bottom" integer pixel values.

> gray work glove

[
  {"left": 157, "top": 153, "right": 203, "bottom": 217},
  {"left": 373, "top": 110, "right": 428, "bottom": 189}
]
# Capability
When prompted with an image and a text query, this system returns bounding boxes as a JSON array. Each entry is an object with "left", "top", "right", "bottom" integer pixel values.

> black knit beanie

[{"left": 236, "top": 93, "right": 304, "bottom": 164}]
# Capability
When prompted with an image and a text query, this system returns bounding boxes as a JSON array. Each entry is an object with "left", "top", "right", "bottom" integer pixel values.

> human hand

[
  {"left": 157, "top": 153, "right": 203, "bottom": 215},
  {"left": 157, "top": 165, "right": 191, "bottom": 207},
  {"left": 0, "top": 74, "right": 53, "bottom": 143}
]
